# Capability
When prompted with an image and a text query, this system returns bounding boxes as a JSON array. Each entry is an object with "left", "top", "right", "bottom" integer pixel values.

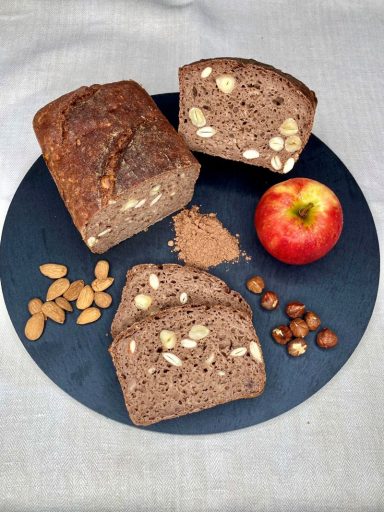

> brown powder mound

[{"left": 172, "top": 206, "right": 240, "bottom": 268}]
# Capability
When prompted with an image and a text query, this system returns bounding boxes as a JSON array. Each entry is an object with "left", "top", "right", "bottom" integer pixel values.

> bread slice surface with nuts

[
  {"left": 111, "top": 263, "right": 251, "bottom": 337},
  {"left": 109, "top": 304, "right": 266, "bottom": 426},
  {"left": 178, "top": 58, "right": 317, "bottom": 174}
]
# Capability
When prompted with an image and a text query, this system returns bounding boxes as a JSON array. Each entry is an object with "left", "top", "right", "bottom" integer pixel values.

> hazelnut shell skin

[
  {"left": 287, "top": 338, "right": 308, "bottom": 357},
  {"left": 272, "top": 325, "right": 293, "bottom": 345},
  {"left": 305, "top": 311, "right": 321, "bottom": 331},
  {"left": 246, "top": 275, "right": 265, "bottom": 294},
  {"left": 289, "top": 318, "right": 309, "bottom": 338},
  {"left": 316, "top": 328, "right": 338, "bottom": 349},
  {"left": 261, "top": 291, "right": 279, "bottom": 311},
  {"left": 285, "top": 302, "right": 306, "bottom": 318}
]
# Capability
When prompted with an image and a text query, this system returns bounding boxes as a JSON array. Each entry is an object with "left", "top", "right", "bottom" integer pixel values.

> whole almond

[
  {"left": 28, "top": 298, "right": 43, "bottom": 315},
  {"left": 77, "top": 307, "right": 101, "bottom": 325},
  {"left": 25, "top": 312, "right": 45, "bottom": 341},
  {"left": 39, "top": 263, "right": 68, "bottom": 279},
  {"left": 55, "top": 296, "right": 73, "bottom": 312},
  {"left": 94, "top": 260, "right": 109, "bottom": 280},
  {"left": 63, "top": 280, "right": 85, "bottom": 301},
  {"left": 42, "top": 301, "right": 65, "bottom": 324},
  {"left": 46, "top": 278, "right": 70, "bottom": 301},
  {"left": 91, "top": 277, "right": 114, "bottom": 292},
  {"left": 76, "top": 285, "right": 94, "bottom": 310},
  {"left": 94, "top": 291, "right": 112, "bottom": 309}
]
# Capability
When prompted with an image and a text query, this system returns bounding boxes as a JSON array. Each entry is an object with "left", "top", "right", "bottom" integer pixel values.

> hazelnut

[
  {"left": 287, "top": 338, "right": 308, "bottom": 357},
  {"left": 285, "top": 301, "right": 306, "bottom": 318},
  {"left": 316, "top": 328, "right": 338, "bottom": 349},
  {"left": 246, "top": 275, "right": 265, "bottom": 294},
  {"left": 305, "top": 311, "right": 321, "bottom": 331},
  {"left": 260, "top": 291, "right": 279, "bottom": 310},
  {"left": 289, "top": 318, "right": 309, "bottom": 338},
  {"left": 272, "top": 325, "right": 293, "bottom": 345}
]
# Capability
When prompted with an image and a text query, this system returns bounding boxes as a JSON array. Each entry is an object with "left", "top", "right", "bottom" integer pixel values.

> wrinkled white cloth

[{"left": 0, "top": 1, "right": 383, "bottom": 511}]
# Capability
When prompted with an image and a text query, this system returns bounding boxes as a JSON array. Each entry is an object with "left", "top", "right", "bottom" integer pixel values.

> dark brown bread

[
  {"left": 179, "top": 57, "right": 317, "bottom": 174},
  {"left": 111, "top": 263, "right": 251, "bottom": 337},
  {"left": 33, "top": 81, "right": 200, "bottom": 253},
  {"left": 109, "top": 304, "right": 266, "bottom": 425}
]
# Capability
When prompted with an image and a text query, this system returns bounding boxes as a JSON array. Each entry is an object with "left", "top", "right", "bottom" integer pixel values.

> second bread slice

[{"left": 111, "top": 263, "right": 251, "bottom": 337}]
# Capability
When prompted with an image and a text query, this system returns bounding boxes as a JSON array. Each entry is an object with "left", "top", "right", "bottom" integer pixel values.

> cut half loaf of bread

[
  {"left": 33, "top": 81, "right": 200, "bottom": 254},
  {"left": 111, "top": 263, "right": 251, "bottom": 337},
  {"left": 109, "top": 304, "right": 266, "bottom": 425},
  {"left": 179, "top": 57, "right": 317, "bottom": 174}
]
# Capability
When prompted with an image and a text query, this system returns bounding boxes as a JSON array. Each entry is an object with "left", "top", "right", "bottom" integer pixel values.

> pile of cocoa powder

[{"left": 170, "top": 206, "right": 242, "bottom": 269}]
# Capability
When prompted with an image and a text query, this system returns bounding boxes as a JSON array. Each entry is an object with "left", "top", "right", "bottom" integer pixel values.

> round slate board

[{"left": 0, "top": 93, "right": 380, "bottom": 434}]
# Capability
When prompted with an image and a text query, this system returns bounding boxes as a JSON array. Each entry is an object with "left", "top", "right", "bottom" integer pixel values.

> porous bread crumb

[{"left": 171, "top": 206, "right": 240, "bottom": 268}]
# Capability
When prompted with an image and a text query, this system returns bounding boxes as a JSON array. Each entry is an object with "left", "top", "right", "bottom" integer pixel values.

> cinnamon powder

[{"left": 171, "top": 206, "right": 240, "bottom": 269}]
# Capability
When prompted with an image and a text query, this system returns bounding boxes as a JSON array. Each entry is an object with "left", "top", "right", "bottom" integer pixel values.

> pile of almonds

[
  {"left": 246, "top": 274, "right": 338, "bottom": 357},
  {"left": 24, "top": 261, "right": 114, "bottom": 341}
]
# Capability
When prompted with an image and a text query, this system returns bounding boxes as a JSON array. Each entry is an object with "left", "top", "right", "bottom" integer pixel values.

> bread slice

[
  {"left": 109, "top": 305, "right": 266, "bottom": 425},
  {"left": 178, "top": 57, "right": 317, "bottom": 174},
  {"left": 111, "top": 263, "right": 251, "bottom": 337}
]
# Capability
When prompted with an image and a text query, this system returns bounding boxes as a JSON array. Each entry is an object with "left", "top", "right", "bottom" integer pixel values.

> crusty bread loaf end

[{"left": 34, "top": 81, "right": 200, "bottom": 253}]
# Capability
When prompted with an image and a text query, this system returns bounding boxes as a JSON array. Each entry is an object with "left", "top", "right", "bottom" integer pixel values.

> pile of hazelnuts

[{"left": 246, "top": 275, "right": 338, "bottom": 357}]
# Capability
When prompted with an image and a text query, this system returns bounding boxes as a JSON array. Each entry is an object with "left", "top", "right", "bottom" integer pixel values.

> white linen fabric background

[{"left": 1, "top": 1, "right": 383, "bottom": 510}]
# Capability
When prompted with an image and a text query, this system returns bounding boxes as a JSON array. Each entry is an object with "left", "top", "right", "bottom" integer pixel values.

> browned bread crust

[
  {"left": 179, "top": 57, "right": 317, "bottom": 173},
  {"left": 33, "top": 81, "right": 200, "bottom": 253},
  {"left": 109, "top": 304, "right": 266, "bottom": 425}
]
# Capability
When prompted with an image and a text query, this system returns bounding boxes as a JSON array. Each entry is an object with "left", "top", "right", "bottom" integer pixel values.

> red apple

[{"left": 255, "top": 178, "right": 343, "bottom": 265}]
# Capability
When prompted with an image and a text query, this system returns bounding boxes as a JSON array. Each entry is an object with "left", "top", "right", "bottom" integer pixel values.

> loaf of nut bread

[
  {"left": 33, "top": 81, "right": 200, "bottom": 253},
  {"left": 109, "top": 304, "right": 266, "bottom": 425},
  {"left": 111, "top": 263, "right": 251, "bottom": 337},
  {"left": 179, "top": 58, "right": 317, "bottom": 174}
]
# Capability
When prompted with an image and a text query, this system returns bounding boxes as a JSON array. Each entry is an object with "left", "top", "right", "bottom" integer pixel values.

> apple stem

[{"left": 298, "top": 202, "right": 314, "bottom": 218}]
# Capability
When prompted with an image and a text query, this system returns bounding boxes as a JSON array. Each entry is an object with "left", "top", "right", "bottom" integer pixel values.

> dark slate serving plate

[{"left": 0, "top": 93, "right": 379, "bottom": 434}]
